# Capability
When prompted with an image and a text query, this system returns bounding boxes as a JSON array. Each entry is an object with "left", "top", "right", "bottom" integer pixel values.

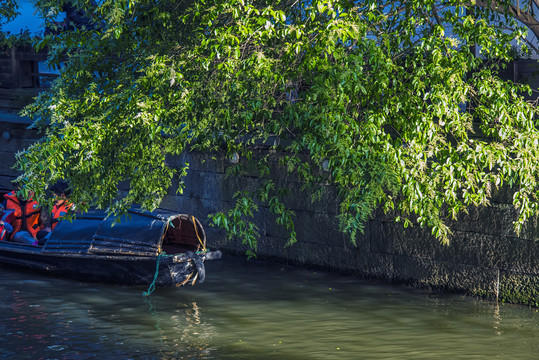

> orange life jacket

[
  {"left": 4, "top": 191, "right": 42, "bottom": 239},
  {"left": 51, "top": 199, "right": 72, "bottom": 230},
  {"left": 0, "top": 210, "right": 14, "bottom": 241}
]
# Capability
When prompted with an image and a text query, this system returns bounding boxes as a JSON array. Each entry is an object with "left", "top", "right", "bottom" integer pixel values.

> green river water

[{"left": 0, "top": 254, "right": 538, "bottom": 359}]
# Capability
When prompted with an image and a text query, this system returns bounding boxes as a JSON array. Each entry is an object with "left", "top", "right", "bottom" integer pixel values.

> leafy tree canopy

[
  {"left": 11, "top": 0, "right": 539, "bottom": 250},
  {"left": 0, "top": 0, "right": 18, "bottom": 24},
  {"left": 0, "top": 0, "right": 21, "bottom": 47}
]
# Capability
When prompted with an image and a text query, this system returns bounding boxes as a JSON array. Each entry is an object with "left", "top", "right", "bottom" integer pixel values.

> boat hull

[{"left": 0, "top": 241, "right": 222, "bottom": 287}]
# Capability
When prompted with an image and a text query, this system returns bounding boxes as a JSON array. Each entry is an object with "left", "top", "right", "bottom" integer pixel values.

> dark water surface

[{"left": 0, "top": 254, "right": 538, "bottom": 359}]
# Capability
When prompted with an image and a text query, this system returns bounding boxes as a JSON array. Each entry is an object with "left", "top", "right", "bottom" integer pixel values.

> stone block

[
  {"left": 518, "top": 214, "right": 539, "bottom": 241},
  {"left": 204, "top": 226, "right": 241, "bottom": 252},
  {"left": 0, "top": 175, "right": 16, "bottom": 190},
  {"left": 256, "top": 235, "right": 294, "bottom": 260},
  {"left": 490, "top": 185, "right": 515, "bottom": 204},
  {"left": 498, "top": 270, "right": 539, "bottom": 306},
  {"left": 448, "top": 204, "right": 518, "bottom": 237},
  {"left": 323, "top": 243, "right": 367, "bottom": 274},
  {"left": 392, "top": 255, "right": 498, "bottom": 295},
  {"left": 481, "top": 235, "right": 539, "bottom": 273},
  {"left": 168, "top": 152, "right": 226, "bottom": 173},
  {"left": 359, "top": 253, "right": 395, "bottom": 279},
  {"left": 217, "top": 173, "right": 263, "bottom": 201},
  {"left": 271, "top": 180, "right": 340, "bottom": 215},
  {"left": 432, "top": 231, "right": 484, "bottom": 267},
  {"left": 382, "top": 221, "right": 439, "bottom": 259},
  {"left": 291, "top": 210, "right": 342, "bottom": 246},
  {"left": 368, "top": 220, "right": 390, "bottom": 254}
]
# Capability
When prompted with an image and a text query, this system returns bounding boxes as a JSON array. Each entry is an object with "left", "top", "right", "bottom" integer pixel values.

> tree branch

[{"left": 473, "top": 0, "right": 539, "bottom": 40}]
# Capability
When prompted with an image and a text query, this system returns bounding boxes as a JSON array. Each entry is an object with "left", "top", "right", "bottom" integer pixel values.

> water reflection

[
  {"left": 0, "top": 273, "right": 219, "bottom": 359},
  {"left": 493, "top": 303, "right": 502, "bottom": 336},
  {"left": 143, "top": 296, "right": 217, "bottom": 358},
  {"left": 0, "top": 257, "right": 539, "bottom": 359},
  {"left": 3, "top": 290, "right": 49, "bottom": 358}
]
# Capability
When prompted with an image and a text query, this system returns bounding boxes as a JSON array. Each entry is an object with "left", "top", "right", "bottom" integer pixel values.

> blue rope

[{"left": 142, "top": 252, "right": 165, "bottom": 296}]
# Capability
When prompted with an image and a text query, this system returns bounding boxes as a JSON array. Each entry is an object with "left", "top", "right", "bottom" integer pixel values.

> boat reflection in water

[
  {"left": 4, "top": 290, "right": 52, "bottom": 357},
  {"left": 1, "top": 275, "right": 219, "bottom": 359},
  {"left": 146, "top": 298, "right": 218, "bottom": 358}
]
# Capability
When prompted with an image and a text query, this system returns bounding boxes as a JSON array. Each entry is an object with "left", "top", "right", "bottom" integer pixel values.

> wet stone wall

[{"left": 161, "top": 150, "right": 539, "bottom": 306}]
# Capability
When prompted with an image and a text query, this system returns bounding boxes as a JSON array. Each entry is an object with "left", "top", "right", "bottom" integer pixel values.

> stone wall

[
  {"left": 0, "top": 120, "right": 38, "bottom": 191},
  {"left": 161, "top": 150, "right": 539, "bottom": 306}
]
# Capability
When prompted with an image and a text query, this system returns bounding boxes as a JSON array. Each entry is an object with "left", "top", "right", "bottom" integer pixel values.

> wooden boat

[{"left": 0, "top": 206, "right": 222, "bottom": 288}]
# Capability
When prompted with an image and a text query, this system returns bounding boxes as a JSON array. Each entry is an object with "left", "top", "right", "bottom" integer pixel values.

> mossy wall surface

[{"left": 161, "top": 150, "right": 539, "bottom": 306}]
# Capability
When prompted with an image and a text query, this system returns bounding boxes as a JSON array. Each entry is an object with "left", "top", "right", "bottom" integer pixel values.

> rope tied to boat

[
  {"left": 192, "top": 215, "right": 206, "bottom": 251},
  {"left": 142, "top": 251, "right": 166, "bottom": 296}
]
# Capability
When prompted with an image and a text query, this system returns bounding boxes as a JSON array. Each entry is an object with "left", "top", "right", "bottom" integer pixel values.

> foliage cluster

[
  {"left": 5, "top": 0, "right": 539, "bottom": 250},
  {"left": 0, "top": 0, "right": 18, "bottom": 26},
  {"left": 0, "top": 0, "right": 29, "bottom": 49},
  {"left": 0, "top": 29, "right": 41, "bottom": 49}
]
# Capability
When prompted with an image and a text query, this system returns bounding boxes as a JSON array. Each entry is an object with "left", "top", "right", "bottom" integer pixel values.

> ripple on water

[{"left": 0, "top": 259, "right": 539, "bottom": 359}]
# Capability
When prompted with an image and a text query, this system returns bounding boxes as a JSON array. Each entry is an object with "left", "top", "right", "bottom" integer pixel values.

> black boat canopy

[{"left": 42, "top": 208, "right": 207, "bottom": 256}]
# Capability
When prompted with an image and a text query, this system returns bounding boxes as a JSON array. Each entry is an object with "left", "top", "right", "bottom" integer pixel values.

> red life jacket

[
  {"left": 0, "top": 209, "right": 14, "bottom": 241},
  {"left": 4, "top": 191, "right": 42, "bottom": 239},
  {"left": 51, "top": 199, "right": 72, "bottom": 230}
]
